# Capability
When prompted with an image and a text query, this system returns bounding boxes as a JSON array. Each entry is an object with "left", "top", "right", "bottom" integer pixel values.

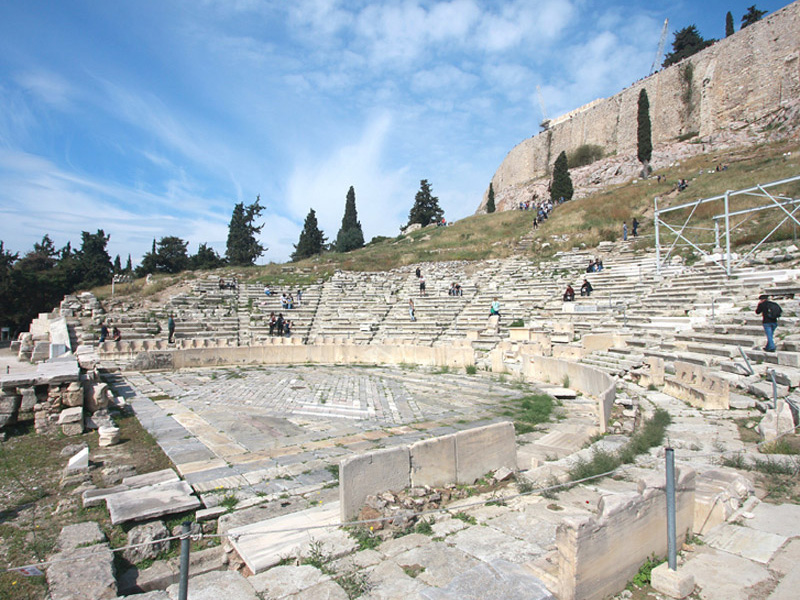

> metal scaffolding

[{"left": 654, "top": 174, "right": 800, "bottom": 276}]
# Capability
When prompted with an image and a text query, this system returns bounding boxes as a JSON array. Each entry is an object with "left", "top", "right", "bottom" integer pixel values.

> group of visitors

[
  {"left": 586, "top": 258, "right": 604, "bottom": 273},
  {"left": 448, "top": 283, "right": 463, "bottom": 296},
  {"left": 280, "top": 293, "right": 296, "bottom": 310},
  {"left": 219, "top": 277, "right": 238, "bottom": 290},
  {"left": 622, "top": 218, "right": 640, "bottom": 241},
  {"left": 268, "top": 312, "right": 292, "bottom": 336},
  {"left": 98, "top": 322, "right": 122, "bottom": 343}
]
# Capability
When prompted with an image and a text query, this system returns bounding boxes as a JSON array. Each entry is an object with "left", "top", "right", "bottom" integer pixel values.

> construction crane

[
  {"left": 650, "top": 18, "right": 669, "bottom": 75},
  {"left": 536, "top": 85, "right": 550, "bottom": 131}
]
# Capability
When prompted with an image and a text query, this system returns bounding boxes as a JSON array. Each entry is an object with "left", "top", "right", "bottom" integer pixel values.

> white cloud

[
  {"left": 286, "top": 113, "right": 410, "bottom": 251},
  {"left": 14, "top": 70, "right": 75, "bottom": 108}
]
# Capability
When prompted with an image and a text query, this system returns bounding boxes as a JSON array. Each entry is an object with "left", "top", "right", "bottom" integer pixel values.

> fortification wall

[{"left": 485, "top": 1, "right": 800, "bottom": 207}]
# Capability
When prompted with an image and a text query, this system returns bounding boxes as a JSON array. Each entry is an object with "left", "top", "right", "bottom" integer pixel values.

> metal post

[
  {"left": 178, "top": 521, "right": 191, "bottom": 600},
  {"left": 738, "top": 346, "right": 755, "bottom": 375},
  {"left": 769, "top": 369, "right": 778, "bottom": 410},
  {"left": 724, "top": 191, "right": 732, "bottom": 277},
  {"left": 714, "top": 220, "right": 720, "bottom": 250},
  {"left": 654, "top": 196, "right": 661, "bottom": 276},
  {"left": 665, "top": 448, "right": 677, "bottom": 571},
  {"left": 711, "top": 298, "right": 715, "bottom": 323}
]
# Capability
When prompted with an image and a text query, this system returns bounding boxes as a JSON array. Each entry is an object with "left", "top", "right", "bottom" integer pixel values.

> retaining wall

[
  {"left": 522, "top": 353, "right": 616, "bottom": 433},
  {"left": 109, "top": 340, "right": 475, "bottom": 372},
  {"left": 339, "top": 422, "right": 516, "bottom": 521}
]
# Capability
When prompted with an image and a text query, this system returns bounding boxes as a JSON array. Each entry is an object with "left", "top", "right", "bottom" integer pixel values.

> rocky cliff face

[{"left": 482, "top": 0, "right": 800, "bottom": 212}]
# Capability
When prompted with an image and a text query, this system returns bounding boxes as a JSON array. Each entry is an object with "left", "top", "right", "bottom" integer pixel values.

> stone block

[
  {"left": 63, "top": 381, "right": 84, "bottom": 407},
  {"left": 454, "top": 422, "right": 516, "bottom": 484},
  {"left": 67, "top": 447, "right": 89, "bottom": 471},
  {"left": 339, "top": 446, "right": 410, "bottom": 521},
  {"left": 123, "top": 521, "right": 170, "bottom": 564},
  {"left": 757, "top": 402, "right": 795, "bottom": 442},
  {"left": 651, "top": 563, "right": 695, "bottom": 598},
  {"left": 46, "top": 543, "right": 116, "bottom": 600},
  {"left": 410, "top": 434, "right": 457, "bottom": 488},
  {"left": 0, "top": 390, "right": 21, "bottom": 428},
  {"left": 59, "top": 406, "right": 84, "bottom": 436}
]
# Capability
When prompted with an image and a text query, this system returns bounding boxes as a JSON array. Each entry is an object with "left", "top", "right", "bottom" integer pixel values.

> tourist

[
  {"left": 112, "top": 327, "right": 122, "bottom": 342},
  {"left": 580, "top": 279, "right": 593, "bottom": 297},
  {"left": 219, "top": 277, "right": 225, "bottom": 290},
  {"left": 276, "top": 313, "right": 285, "bottom": 336},
  {"left": 268, "top": 312, "right": 276, "bottom": 335},
  {"left": 263, "top": 285, "right": 271, "bottom": 296},
  {"left": 297, "top": 289, "right": 302, "bottom": 305},
  {"left": 409, "top": 298, "right": 416, "bottom": 321},
  {"left": 622, "top": 221, "right": 628, "bottom": 241},
  {"left": 415, "top": 267, "right": 421, "bottom": 279},
  {"left": 596, "top": 259, "right": 604, "bottom": 272},
  {"left": 586, "top": 260, "right": 596, "bottom": 273},
  {"left": 419, "top": 275, "right": 426, "bottom": 296},
  {"left": 490, "top": 297, "right": 501, "bottom": 318},
  {"left": 455, "top": 283, "right": 462, "bottom": 296},
  {"left": 284, "top": 320, "right": 292, "bottom": 337},
  {"left": 281, "top": 293, "right": 288, "bottom": 309},
  {"left": 632, "top": 218, "right": 639, "bottom": 237},
  {"left": 756, "top": 294, "right": 781, "bottom": 352},
  {"left": 563, "top": 285, "right": 575, "bottom": 302},
  {"left": 99, "top": 322, "right": 108, "bottom": 343},
  {"left": 168, "top": 314, "right": 175, "bottom": 343}
]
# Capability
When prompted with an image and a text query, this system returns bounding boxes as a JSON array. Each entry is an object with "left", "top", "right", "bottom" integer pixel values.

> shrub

[{"left": 567, "top": 144, "right": 605, "bottom": 169}]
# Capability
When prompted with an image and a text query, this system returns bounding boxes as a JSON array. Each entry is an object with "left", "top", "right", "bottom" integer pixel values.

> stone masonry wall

[{"left": 484, "top": 1, "right": 800, "bottom": 208}]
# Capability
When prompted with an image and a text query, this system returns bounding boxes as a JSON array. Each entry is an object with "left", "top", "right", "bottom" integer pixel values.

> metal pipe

[
  {"left": 724, "top": 190, "right": 732, "bottom": 277},
  {"left": 654, "top": 196, "right": 661, "bottom": 276},
  {"left": 178, "top": 521, "right": 191, "bottom": 600},
  {"left": 738, "top": 346, "right": 755, "bottom": 375},
  {"left": 666, "top": 448, "right": 677, "bottom": 571}
]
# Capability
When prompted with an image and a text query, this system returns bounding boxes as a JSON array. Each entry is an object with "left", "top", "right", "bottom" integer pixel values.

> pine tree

[
  {"left": 662, "top": 26, "right": 715, "bottom": 68},
  {"left": 486, "top": 183, "right": 496, "bottom": 213},
  {"left": 113, "top": 255, "right": 122, "bottom": 273},
  {"left": 125, "top": 254, "right": 133, "bottom": 273},
  {"left": 335, "top": 186, "right": 365, "bottom": 253},
  {"left": 292, "top": 209, "right": 326, "bottom": 261},
  {"left": 725, "top": 11, "right": 735, "bottom": 36},
  {"left": 154, "top": 236, "right": 190, "bottom": 273},
  {"left": 407, "top": 179, "right": 444, "bottom": 228},
  {"left": 226, "top": 196, "right": 267, "bottom": 265},
  {"left": 637, "top": 89, "right": 653, "bottom": 177},
  {"left": 550, "top": 152, "right": 573, "bottom": 202},
  {"left": 741, "top": 5, "right": 766, "bottom": 28}
]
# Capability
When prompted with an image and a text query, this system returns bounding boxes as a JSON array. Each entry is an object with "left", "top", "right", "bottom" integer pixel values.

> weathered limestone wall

[
  {"left": 486, "top": 1, "right": 800, "bottom": 205},
  {"left": 339, "top": 422, "right": 516, "bottom": 521},
  {"left": 119, "top": 340, "right": 475, "bottom": 372},
  {"left": 557, "top": 467, "right": 695, "bottom": 600}
]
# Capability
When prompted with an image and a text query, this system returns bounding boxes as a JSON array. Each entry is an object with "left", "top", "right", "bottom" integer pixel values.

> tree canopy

[
  {"left": 550, "top": 151, "right": 573, "bottom": 202},
  {"left": 191, "top": 243, "right": 225, "bottom": 270},
  {"left": 335, "top": 186, "right": 365, "bottom": 253},
  {"left": 76, "top": 230, "right": 113, "bottom": 289},
  {"left": 292, "top": 209, "right": 326, "bottom": 261},
  {"left": 725, "top": 11, "right": 735, "bottom": 36},
  {"left": 741, "top": 5, "right": 767, "bottom": 28},
  {"left": 407, "top": 179, "right": 444, "bottom": 228},
  {"left": 662, "top": 25, "right": 715, "bottom": 68},
  {"left": 226, "top": 196, "right": 267, "bottom": 265},
  {"left": 637, "top": 89, "right": 653, "bottom": 173}
]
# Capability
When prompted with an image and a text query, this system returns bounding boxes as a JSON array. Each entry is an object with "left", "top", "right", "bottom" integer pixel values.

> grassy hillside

[{"left": 93, "top": 138, "right": 800, "bottom": 298}]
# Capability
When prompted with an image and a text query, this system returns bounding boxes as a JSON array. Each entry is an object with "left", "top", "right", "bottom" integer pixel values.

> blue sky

[{"left": 0, "top": 0, "right": 791, "bottom": 264}]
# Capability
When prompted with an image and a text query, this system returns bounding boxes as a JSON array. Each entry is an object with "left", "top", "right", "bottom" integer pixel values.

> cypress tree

[
  {"left": 125, "top": 254, "right": 132, "bottom": 273},
  {"left": 637, "top": 89, "right": 653, "bottom": 177},
  {"left": 226, "top": 196, "right": 266, "bottom": 265},
  {"left": 486, "top": 183, "right": 496, "bottom": 213},
  {"left": 407, "top": 179, "right": 444, "bottom": 227},
  {"left": 550, "top": 152, "right": 573, "bottom": 202},
  {"left": 335, "top": 186, "right": 365, "bottom": 253},
  {"left": 292, "top": 209, "right": 326, "bottom": 261},
  {"left": 725, "top": 11, "right": 735, "bottom": 36}
]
